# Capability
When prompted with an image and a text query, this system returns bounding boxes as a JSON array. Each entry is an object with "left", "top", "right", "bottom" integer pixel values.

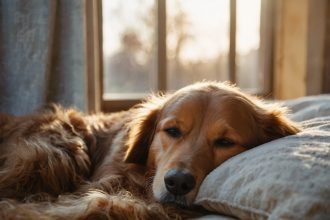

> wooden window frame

[
  {"left": 84, "top": 0, "right": 103, "bottom": 113},
  {"left": 323, "top": 0, "right": 330, "bottom": 93},
  {"left": 85, "top": 0, "right": 275, "bottom": 113},
  {"left": 273, "top": 0, "right": 329, "bottom": 99}
]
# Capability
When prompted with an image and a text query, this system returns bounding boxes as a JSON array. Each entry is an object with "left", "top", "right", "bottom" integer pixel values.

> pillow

[
  {"left": 195, "top": 97, "right": 330, "bottom": 220},
  {"left": 284, "top": 95, "right": 330, "bottom": 122}
]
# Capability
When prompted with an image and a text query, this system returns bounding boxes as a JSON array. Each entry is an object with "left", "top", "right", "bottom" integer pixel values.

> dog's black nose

[{"left": 164, "top": 169, "right": 196, "bottom": 196}]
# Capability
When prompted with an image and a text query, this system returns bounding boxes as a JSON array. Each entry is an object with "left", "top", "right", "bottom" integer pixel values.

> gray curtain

[{"left": 0, "top": 0, "right": 86, "bottom": 115}]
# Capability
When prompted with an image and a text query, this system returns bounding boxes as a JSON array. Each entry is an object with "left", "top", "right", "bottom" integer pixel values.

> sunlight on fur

[{"left": 0, "top": 82, "right": 300, "bottom": 219}]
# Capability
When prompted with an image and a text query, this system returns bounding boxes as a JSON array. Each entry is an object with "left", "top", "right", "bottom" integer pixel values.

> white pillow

[{"left": 195, "top": 116, "right": 330, "bottom": 219}]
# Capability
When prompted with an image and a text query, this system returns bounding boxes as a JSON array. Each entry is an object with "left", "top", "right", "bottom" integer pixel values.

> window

[{"left": 97, "top": 0, "right": 273, "bottom": 112}]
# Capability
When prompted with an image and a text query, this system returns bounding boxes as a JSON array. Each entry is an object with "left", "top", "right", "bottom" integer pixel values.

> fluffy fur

[{"left": 0, "top": 82, "right": 300, "bottom": 219}]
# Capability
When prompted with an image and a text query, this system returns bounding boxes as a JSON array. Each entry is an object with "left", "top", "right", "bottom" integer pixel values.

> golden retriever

[{"left": 0, "top": 82, "right": 300, "bottom": 219}]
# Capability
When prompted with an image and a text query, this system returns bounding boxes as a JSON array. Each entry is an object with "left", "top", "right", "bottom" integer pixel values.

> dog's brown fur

[{"left": 0, "top": 82, "right": 300, "bottom": 219}]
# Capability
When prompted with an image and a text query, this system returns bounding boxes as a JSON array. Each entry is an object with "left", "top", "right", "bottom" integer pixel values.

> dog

[{"left": 0, "top": 82, "right": 300, "bottom": 219}]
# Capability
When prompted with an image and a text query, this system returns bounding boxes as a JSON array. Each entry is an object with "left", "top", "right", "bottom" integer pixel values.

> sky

[{"left": 102, "top": 0, "right": 261, "bottom": 61}]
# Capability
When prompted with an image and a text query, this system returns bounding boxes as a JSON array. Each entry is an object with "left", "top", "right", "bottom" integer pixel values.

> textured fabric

[
  {"left": 195, "top": 95, "right": 330, "bottom": 220},
  {"left": 284, "top": 95, "right": 330, "bottom": 122},
  {"left": 0, "top": 0, "right": 86, "bottom": 115}
]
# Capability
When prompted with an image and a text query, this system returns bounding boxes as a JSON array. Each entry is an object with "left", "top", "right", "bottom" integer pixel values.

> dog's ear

[
  {"left": 124, "top": 96, "right": 164, "bottom": 165},
  {"left": 254, "top": 103, "right": 301, "bottom": 144}
]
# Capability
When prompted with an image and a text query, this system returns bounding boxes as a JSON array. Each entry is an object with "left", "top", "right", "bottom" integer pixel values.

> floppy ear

[
  {"left": 124, "top": 96, "right": 163, "bottom": 165},
  {"left": 255, "top": 104, "right": 301, "bottom": 143}
]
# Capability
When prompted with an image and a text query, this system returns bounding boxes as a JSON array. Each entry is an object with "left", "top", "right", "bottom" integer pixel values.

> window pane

[
  {"left": 102, "top": 0, "right": 156, "bottom": 98},
  {"left": 236, "top": 0, "right": 261, "bottom": 91},
  {"left": 167, "top": 0, "right": 230, "bottom": 90}
]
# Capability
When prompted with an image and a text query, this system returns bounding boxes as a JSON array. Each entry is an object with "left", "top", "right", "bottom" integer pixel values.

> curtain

[{"left": 0, "top": 0, "right": 86, "bottom": 115}]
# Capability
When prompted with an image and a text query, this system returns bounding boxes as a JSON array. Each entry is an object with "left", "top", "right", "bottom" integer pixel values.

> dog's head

[{"left": 124, "top": 82, "right": 300, "bottom": 206}]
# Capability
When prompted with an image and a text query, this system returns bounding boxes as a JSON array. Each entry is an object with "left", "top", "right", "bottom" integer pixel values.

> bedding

[{"left": 194, "top": 95, "right": 330, "bottom": 219}]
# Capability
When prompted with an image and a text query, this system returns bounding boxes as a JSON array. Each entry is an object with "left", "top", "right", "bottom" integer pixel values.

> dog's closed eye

[
  {"left": 164, "top": 127, "right": 182, "bottom": 138},
  {"left": 214, "top": 138, "right": 235, "bottom": 148}
]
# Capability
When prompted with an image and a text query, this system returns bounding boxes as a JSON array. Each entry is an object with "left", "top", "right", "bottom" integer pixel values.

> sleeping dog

[{"left": 0, "top": 82, "right": 300, "bottom": 219}]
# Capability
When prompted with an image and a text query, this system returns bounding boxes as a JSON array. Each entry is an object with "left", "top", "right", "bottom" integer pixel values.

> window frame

[
  {"left": 85, "top": 0, "right": 275, "bottom": 113},
  {"left": 273, "top": 0, "right": 330, "bottom": 99},
  {"left": 84, "top": 0, "right": 103, "bottom": 113},
  {"left": 322, "top": 0, "right": 330, "bottom": 93}
]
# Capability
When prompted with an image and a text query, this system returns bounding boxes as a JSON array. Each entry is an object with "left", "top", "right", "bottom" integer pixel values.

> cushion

[
  {"left": 283, "top": 95, "right": 330, "bottom": 122},
  {"left": 194, "top": 95, "right": 330, "bottom": 219}
]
